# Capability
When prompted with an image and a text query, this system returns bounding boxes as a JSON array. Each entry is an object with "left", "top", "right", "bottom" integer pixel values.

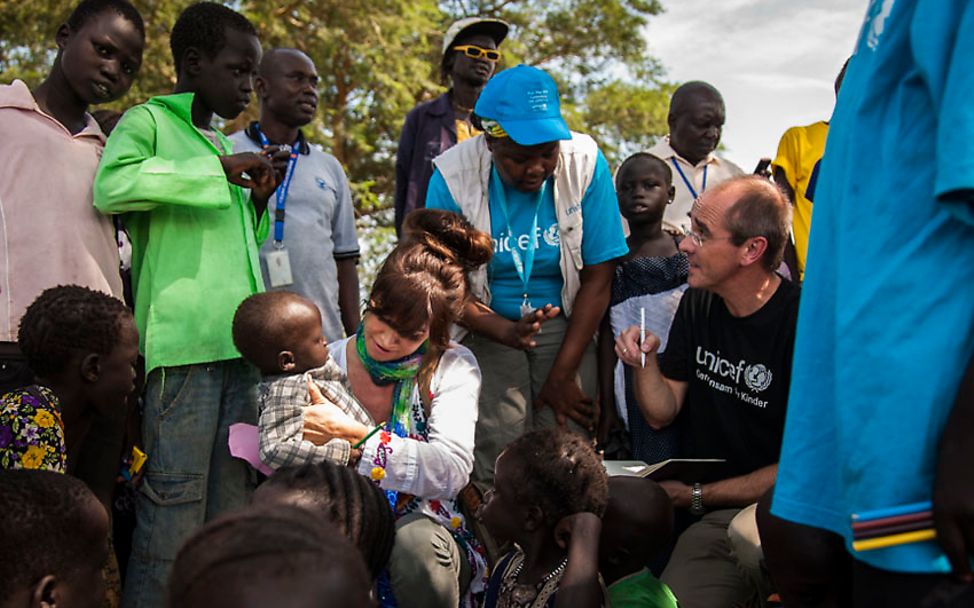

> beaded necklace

[{"left": 497, "top": 551, "right": 568, "bottom": 608}]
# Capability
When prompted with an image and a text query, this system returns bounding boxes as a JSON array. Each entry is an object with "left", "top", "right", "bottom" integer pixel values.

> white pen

[{"left": 640, "top": 307, "right": 646, "bottom": 368}]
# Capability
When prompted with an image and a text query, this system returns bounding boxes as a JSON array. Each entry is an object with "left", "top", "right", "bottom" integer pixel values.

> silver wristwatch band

[{"left": 690, "top": 482, "right": 705, "bottom": 515}]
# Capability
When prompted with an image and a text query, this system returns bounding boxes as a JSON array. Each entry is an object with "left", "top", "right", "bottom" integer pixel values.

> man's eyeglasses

[
  {"left": 453, "top": 45, "right": 502, "bottom": 62},
  {"left": 682, "top": 225, "right": 733, "bottom": 247}
]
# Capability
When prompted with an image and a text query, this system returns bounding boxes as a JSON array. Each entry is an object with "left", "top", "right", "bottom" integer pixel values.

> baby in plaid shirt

[{"left": 232, "top": 292, "right": 370, "bottom": 470}]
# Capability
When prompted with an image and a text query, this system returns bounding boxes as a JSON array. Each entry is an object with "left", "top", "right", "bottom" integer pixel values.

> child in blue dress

[{"left": 598, "top": 153, "right": 689, "bottom": 463}]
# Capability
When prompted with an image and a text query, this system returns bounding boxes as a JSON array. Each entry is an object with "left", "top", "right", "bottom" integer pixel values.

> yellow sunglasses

[{"left": 453, "top": 45, "right": 502, "bottom": 62}]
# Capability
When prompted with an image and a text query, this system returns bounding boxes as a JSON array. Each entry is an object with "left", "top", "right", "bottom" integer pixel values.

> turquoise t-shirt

[
  {"left": 772, "top": 0, "right": 974, "bottom": 574},
  {"left": 426, "top": 149, "right": 628, "bottom": 320}
]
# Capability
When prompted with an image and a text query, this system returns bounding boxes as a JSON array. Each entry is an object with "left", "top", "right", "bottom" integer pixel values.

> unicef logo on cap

[
  {"left": 744, "top": 364, "right": 772, "bottom": 393},
  {"left": 526, "top": 89, "right": 549, "bottom": 113}
]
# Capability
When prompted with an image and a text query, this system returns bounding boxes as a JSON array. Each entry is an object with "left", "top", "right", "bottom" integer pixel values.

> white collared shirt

[{"left": 647, "top": 138, "right": 744, "bottom": 233}]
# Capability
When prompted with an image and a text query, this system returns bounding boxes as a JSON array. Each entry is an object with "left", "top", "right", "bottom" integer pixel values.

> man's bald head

[
  {"left": 255, "top": 48, "right": 319, "bottom": 128},
  {"left": 668, "top": 81, "right": 725, "bottom": 165},
  {"left": 259, "top": 47, "right": 313, "bottom": 77},
  {"left": 701, "top": 175, "right": 791, "bottom": 272},
  {"left": 669, "top": 81, "right": 723, "bottom": 117}
]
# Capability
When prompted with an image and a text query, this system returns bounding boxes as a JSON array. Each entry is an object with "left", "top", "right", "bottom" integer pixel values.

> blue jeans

[{"left": 121, "top": 360, "right": 259, "bottom": 608}]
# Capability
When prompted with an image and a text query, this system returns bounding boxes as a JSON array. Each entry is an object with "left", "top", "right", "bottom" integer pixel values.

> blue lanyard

[
  {"left": 671, "top": 158, "right": 707, "bottom": 200},
  {"left": 254, "top": 125, "right": 301, "bottom": 246},
  {"left": 491, "top": 167, "right": 546, "bottom": 305}
]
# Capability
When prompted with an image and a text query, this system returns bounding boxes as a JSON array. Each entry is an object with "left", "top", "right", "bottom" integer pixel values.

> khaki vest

[{"left": 433, "top": 132, "right": 600, "bottom": 340}]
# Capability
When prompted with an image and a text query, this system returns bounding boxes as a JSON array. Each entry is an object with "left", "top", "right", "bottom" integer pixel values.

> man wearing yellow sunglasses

[{"left": 394, "top": 17, "right": 508, "bottom": 236}]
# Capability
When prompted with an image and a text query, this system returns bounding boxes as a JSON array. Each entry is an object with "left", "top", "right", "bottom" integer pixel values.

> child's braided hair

[{"left": 254, "top": 460, "right": 396, "bottom": 578}]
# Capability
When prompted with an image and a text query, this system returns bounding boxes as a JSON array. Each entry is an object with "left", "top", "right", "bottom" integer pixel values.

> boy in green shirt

[
  {"left": 93, "top": 4, "right": 286, "bottom": 607},
  {"left": 600, "top": 477, "right": 679, "bottom": 608}
]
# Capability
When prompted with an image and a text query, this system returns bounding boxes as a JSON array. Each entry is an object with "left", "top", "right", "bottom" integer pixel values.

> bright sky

[{"left": 645, "top": 0, "right": 865, "bottom": 171}]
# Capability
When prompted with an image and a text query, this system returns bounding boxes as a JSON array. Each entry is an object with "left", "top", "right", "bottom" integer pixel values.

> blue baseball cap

[{"left": 474, "top": 65, "right": 571, "bottom": 146}]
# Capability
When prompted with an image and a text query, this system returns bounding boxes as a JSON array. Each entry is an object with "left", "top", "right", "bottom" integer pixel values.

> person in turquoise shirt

[
  {"left": 425, "top": 65, "right": 628, "bottom": 490},
  {"left": 93, "top": 5, "right": 285, "bottom": 607},
  {"left": 766, "top": 1, "right": 974, "bottom": 605}
]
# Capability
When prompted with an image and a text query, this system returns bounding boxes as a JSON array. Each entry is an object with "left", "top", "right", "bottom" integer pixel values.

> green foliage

[
  {"left": 0, "top": 0, "right": 674, "bottom": 292},
  {"left": 1, "top": 0, "right": 673, "bottom": 197},
  {"left": 581, "top": 80, "right": 676, "bottom": 162},
  {"left": 447, "top": 0, "right": 671, "bottom": 169}
]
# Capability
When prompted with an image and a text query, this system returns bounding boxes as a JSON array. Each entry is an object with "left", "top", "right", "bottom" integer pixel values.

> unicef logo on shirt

[
  {"left": 543, "top": 224, "right": 560, "bottom": 247},
  {"left": 744, "top": 364, "right": 773, "bottom": 393}
]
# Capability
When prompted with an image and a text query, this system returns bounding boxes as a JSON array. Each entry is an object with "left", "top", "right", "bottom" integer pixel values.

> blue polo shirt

[
  {"left": 426, "top": 149, "right": 627, "bottom": 320},
  {"left": 772, "top": 0, "right": 974, "bottom": 574}
]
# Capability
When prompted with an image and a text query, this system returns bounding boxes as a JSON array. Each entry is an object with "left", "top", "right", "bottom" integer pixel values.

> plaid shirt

[{"left": 257, "top": 359, "right": 372, "bottom": 470}]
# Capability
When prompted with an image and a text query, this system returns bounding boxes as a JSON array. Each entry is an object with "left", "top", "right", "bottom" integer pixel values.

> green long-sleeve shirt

[{"left": 94, "top": 93, "right": 268, "bottom": 373}]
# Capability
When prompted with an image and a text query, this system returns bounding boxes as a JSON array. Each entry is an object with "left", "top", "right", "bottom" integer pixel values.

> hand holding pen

[
  {"left": 640, "top": 307, "right": 646, "bottom": 368},
  {"left": 614, "top": 324, "right": 661, "bottom": 369}
]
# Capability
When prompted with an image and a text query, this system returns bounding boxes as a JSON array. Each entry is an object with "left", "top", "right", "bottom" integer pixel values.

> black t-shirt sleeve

[{"left": 659, "top": 290, "right": 692, "bottom": 382}]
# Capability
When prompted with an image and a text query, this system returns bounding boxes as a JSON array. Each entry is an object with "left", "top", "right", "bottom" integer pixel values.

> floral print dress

[{"left": 0, "top": 385, "right": 65, "bottom": 472}]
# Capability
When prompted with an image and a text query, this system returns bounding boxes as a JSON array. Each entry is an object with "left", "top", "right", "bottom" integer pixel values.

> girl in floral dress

[{"left": 0, "top": 285, "right": 138, "bottom": 473}]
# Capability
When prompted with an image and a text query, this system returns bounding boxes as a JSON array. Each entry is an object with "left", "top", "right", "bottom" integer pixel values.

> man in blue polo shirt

[
  {"left": 768, "top": 1, "right": 974, "bottom": 604},
  {"left": 230, "top": 48, "right": 360, "bottom": 342}
]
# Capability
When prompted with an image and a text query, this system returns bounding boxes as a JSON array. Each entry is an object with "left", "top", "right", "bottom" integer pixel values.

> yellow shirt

[
  {"left": 772, "top": 121, "right": 829, "bottom": 279},
  {"left": 455, "top": 119, "right": 481, "bottom": 143}
]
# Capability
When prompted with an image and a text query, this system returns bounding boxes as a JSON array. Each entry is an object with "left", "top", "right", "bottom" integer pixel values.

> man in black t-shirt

[{"left": 615, "top": 175, "right": 797, "bottom": 608}]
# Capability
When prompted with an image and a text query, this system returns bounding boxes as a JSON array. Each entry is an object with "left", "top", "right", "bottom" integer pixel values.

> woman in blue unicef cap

[{"left": 424, "top": 64, "right": 628, "bottom": 489}]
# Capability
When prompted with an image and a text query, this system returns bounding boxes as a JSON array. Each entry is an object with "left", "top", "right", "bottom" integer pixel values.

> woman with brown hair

[{"left": 302, "top": 209, "right": 493, "bottom": 608}]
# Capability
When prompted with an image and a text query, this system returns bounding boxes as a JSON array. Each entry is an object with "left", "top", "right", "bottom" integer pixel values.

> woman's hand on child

[
  {"left": 614, "top": 325, "right": 660, "bottom": 368},
  {"left": 506, "top": 304, "right": 560, "bottom": 350},
  {"left": 302, "top": 378, "right": 369, "bottom": 445}
]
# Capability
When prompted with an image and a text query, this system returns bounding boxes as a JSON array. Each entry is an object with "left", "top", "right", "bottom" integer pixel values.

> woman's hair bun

[{"left": 402, "top": 209, "right": 492, "bottom": 270}]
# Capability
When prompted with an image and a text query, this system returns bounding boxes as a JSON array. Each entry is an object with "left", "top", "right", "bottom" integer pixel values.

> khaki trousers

[
  {"left": 462, "top": 315, "right": 597, "bottom": 488},
  {"left": 389, "top": 513, "right": 471, "bottom": 608},
  {"left": 662, "top": 505, "right": 770, "bottom": 608}
]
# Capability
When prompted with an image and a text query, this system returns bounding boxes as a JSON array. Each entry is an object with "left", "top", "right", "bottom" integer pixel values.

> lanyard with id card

[
  {"left": 491, "top": 168, "right": 546, "bottom": 317},
  {"left": 671, "top": 158, "right": 707, "bottom": 200},
  {"left": 255, "top": 125, "right": 301, "bottom": 287}
]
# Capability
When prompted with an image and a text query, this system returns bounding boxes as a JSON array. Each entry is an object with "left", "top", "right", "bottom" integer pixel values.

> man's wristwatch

[{"left": 689, "top": 482, "right": 705, "bottom": 516}]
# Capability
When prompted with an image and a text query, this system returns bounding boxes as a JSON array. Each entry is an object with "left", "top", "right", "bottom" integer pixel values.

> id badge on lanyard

[
  {"left": 492, "top": 168, "right": 545, "bottom": 317},
  {"left": 255, "top": 125, "right": 300, "bottom": 287},
  {"left": 265, "top": 249, "right": 294, "bottom": 287},
  {"left": 671, "top": 158, "right": 708, "bottom": 202}
]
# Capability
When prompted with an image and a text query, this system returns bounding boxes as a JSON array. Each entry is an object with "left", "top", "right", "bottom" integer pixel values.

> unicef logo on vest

[{"left": 744, "top": 364, "right": 773, "bottom": 393}]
